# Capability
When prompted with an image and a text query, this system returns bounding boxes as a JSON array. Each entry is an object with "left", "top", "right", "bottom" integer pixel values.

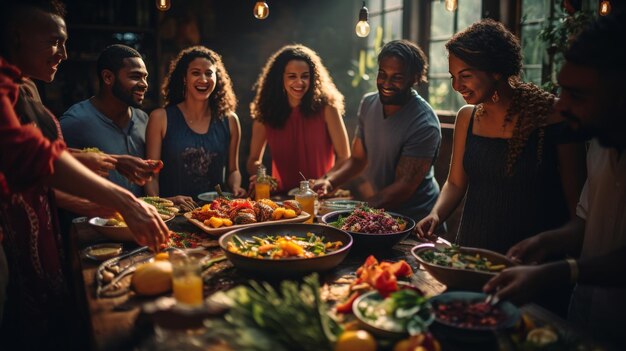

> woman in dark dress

[
  {"left": 145, "top": 46, "right": 246, "bottom": 201},
  {"left": 416, "top": 19, "right": 587, "bottom": 254}
]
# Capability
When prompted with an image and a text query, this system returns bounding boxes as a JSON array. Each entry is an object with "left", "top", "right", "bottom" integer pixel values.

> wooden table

[{"left": 69, "top": 216, "right": 612, "bottom": 351}]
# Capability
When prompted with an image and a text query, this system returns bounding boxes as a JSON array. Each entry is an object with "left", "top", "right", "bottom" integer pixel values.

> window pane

[
  {"left": 428, "top": 78, "right": 466, "bottom": 111},
  {"left": 521, "top": 23, "right": 544, "bottom": 65},
  {"left": 385, "top": 0, "right": 403, "bottom": 9},
  {"left": 367, "top": 15, "right": 382, "bottom": 47},
  {"left": 523, "top": 67, "right": 542, "bottom": 86},
  {"left": 458, "top": 0, "right": 482, "bottom": 29},
  {"left": 521, "top": 0, "right": 547, "bottom": 22},
  {"left": 384, "top": 10, "right": 403, "bottom": 42},
  {"left": 431, "top": 1, "right": 454, "bottom": 38},
  {"left": 429, "top": 40, "right": 449, "bottom": 75},
  {"left": 369, "top": 0, "right": 382, "bottom": 14}
]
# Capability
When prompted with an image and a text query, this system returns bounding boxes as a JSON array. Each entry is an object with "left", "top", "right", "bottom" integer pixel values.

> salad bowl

[{"left": 321, "top": 209, "right": 415, "bottom": 250}]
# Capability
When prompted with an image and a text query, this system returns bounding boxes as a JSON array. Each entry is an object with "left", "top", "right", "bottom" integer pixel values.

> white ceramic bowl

[{"left": 88, "top": 217, "right": 134, "bottom": 242}]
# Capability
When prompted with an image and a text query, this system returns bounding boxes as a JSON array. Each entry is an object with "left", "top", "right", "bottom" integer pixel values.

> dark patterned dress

[
  {"left": 159, "top": 105, "right": 230, "bottom": 198},
  {"left": 456, "top": 111, "right": 570, "bottom": 254}
]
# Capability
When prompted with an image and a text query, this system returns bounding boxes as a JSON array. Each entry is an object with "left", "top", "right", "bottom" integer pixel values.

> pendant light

[
  {"left": 599, "top": 0, "right": 611, "bottom": 16},
  {"left": 155, "top": 0, "right": 171, "bottom": 11},
  {"left": 444, "top": 0, "right": 458, "bottom": 12},
  {"left": 254, "top": 1, "right": 269, "bottom": 20},
  {"left": 355, "top": 2, "right": 370, "bottom": 37}
]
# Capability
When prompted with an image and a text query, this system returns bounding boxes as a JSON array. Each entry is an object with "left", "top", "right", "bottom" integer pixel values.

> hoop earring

[{"left": 491, "top": 90, "right": 500, "bottom": 103}]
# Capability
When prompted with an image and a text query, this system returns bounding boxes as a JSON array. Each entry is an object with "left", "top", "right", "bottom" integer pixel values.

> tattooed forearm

[{"left": 396, "top": 156, "right": 432, "bottom": 185}]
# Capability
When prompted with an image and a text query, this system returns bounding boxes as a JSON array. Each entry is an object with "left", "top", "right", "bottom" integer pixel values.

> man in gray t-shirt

[
  {"left": 60, "top": 45, "right": 154, "bottom": 196},
  {"left": 314, "top": 40, "right": 441, "bottom": 223}
]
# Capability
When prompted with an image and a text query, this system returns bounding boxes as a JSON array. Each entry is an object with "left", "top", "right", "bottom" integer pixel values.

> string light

[
  {"left": 444, "top": 0, "right": 458, "bottom": 12},
  {"left": 155, "top": 0, "right": 171, "bottom": 11},
  {"left": 355, "top": 2, "right": 370, "bottom": 37},
  {"left": 253, "top": 1, "right": 269, "bottom": 20},
  {"left": 599, "top": 0, "right": 611, "bottom": 16}
]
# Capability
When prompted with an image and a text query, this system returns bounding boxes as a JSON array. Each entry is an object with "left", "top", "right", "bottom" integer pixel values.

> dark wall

[{"left": 47, "top": 0, "right": 365, "bottom": 184}]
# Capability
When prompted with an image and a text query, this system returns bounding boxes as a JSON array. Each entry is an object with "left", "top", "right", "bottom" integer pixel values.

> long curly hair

[
  {"left": 250, "top": 44, "right": 344, "bottom": 129},
  {"left": 447, "top": 19, "right": 553, "bottom": 175},
  {"left": 161, "top": 46, "right": 237, "bottom": 119}
]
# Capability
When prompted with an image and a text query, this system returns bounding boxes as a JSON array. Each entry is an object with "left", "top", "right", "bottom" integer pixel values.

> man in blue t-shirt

[
  {"left": 60, "top": 44, "right": 154, "bottom": 196},
  {"left": 314, "top": 40, "right": 441, "bottom": 223}
]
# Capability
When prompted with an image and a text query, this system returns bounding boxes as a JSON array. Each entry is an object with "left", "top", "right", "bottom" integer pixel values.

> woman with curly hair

[
  {"left": 146, "top": 46, "right": 246, "bottom": 201},
  {"left": 417, "top": 19, "right": 587, "bottom": 255},
  {"left": 247, "top": 44, "right": 350, "bottom": 193}
]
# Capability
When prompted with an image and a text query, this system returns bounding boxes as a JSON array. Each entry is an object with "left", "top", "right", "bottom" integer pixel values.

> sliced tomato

[
  {"left": 387, "top": 260, "right": 413, "bottom": 277},
  {"left": 372, "top": 270, "right": 398, "bottom": 297},
  {"left": 336, "top": 291, "right": 361, "bottom": 314}
]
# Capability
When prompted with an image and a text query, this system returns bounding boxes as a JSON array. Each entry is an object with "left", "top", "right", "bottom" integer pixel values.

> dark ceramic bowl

[
  {"left": 411, "top": 243, "right": 517, "bottom": 291},
  {"left": 320, "top": 210, "right": 415, "bottom": 250},
  {"left": 219, "top": 223, "right": 352, "bottom": 277},
  {"left": 428, "top": 291, "right": 520, "bottom": 343}
]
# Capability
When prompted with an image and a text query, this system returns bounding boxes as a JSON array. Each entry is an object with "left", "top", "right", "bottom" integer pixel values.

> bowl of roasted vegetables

[
  {"left": 219, "top": 223, "right": 352, "bottom": 276},
  {"left": 321, "top": 208, "right": 415, "bottom": 250},
  {"left": 428, "top": 291, "right": 520, "bottom": 342},
  {"left": 411, "top": 244, "right": 516, "bottom": 291}
]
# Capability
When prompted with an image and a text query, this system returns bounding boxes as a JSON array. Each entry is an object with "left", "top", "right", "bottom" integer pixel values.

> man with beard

[
  {"left": 314, "top": 40, "right": 441, "bottom": 223},
  {"left": 484, "top": 11, "right": 626, "bottom": 348},
  {"left": 60, "top": 44, "right": 155, "bottom": 196}
]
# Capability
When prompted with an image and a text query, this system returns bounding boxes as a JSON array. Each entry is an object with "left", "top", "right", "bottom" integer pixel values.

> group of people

[{"left": 1, "top": 0, "right": 625, "bottom": 349}]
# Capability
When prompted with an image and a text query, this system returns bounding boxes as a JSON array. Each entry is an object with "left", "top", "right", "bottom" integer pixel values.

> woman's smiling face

[
  {"left": 283, "top": 59, "right": 310, "bottom": 107},
  {"left": 448, "top": 53, "right": 497, "bottom": 105},
  {"left": 185, "top": 57, "right": 216, "bottom": 100}
]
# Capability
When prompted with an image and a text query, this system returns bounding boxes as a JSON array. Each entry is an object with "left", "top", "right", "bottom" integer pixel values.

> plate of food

[
  {"left": 411, "top": 243, "right": 516, "bottom": 290},
  {"left": 197, "top": 191, "right": 233, "bottom": 202},
  {"left": 184, "top": 198, "right": 310, "bottom": 236},
  {"left": 353, "top": 285, "right": 434, "bottom": 339},
  {"left": 82, "top": 243, "right": 123, "bottom": 261},
  {"left": 139, "top": 197, "right": 178, "bottom": 221},
  {"left": 320, "top": 208, "right": 415, "bottom": 249},
  {"left": 88, "top": 216, "right": 135, "bottom": 241},
  {"left": 218, "top": 223, "right": 352, "bottom": 276}
]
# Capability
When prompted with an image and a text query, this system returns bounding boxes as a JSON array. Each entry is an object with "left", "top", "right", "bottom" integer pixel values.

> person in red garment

[
  {"left": 247, "top": 44, "right": 350, "bottom": 194},
  {"left": 0, "top": 1, "right": 168, "bottom": 350}
]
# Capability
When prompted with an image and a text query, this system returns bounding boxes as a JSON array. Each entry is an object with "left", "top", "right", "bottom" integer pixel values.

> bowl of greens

[
  {"left": 353, "top": 286, "right": 434, "bottom": 339},
  {"left": 320, "top": 208, "right": 415, "bottom": 250},
  {"left": 219, "top": 223, "right": 352, "bottom": 276},
  {"left": 411, "top": 243, "right": 516, "bottom": 291}
]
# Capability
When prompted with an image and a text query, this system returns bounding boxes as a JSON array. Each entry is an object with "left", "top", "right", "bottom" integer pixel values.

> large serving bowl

[
  {"left": 88, "top": 217, "right": 134, "bottom": 241},
  {"left": 320, "top": 210, "right": 415, "bottom": 250},
  {"left": 411, "top": 243, "right": 516, "bottom": 291},
  {"left": 429, "top": 291, "right": 520, "bottom": 342},
  {"left": 218, "top": 223, "right": 352, "bottom": 277}
]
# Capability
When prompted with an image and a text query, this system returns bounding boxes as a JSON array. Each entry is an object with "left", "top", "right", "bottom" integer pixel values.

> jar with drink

[
  {"left": 295, "top": 180, "right": 316, "bottom": 223},
  {"left": 254, "top": 164, "right": 271, "bottom": 201}
]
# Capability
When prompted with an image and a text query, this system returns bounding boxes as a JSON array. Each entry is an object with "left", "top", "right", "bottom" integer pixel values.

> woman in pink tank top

[{"left": 247, "top": 44, "right": 350, "bottom": 193}]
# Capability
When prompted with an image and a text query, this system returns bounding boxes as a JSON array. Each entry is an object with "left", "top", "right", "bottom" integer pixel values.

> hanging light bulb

[
  {"left": 155, "top": 0, "right": 171, "bottom": 11},
  {"left": 253, "top": 1, "right": 269, "bottom": 20},
  {"left": 355, "top": 2, "right": 370, "bottom": 37},
  {"left": 599, "top": 0, "right": 611, "bottom": 16},
  {"left": 444, "top": 0, "right": 458, "bottom": 12}
]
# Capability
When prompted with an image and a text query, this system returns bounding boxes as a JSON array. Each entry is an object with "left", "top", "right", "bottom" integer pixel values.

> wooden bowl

[{"left": 411, "top": 244, "right": 516, "bottom": 291}]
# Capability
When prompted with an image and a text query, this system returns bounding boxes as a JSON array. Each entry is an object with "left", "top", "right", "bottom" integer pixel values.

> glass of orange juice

[{"left": 170, "top": 251, "right": 203, "bottom": 307}]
